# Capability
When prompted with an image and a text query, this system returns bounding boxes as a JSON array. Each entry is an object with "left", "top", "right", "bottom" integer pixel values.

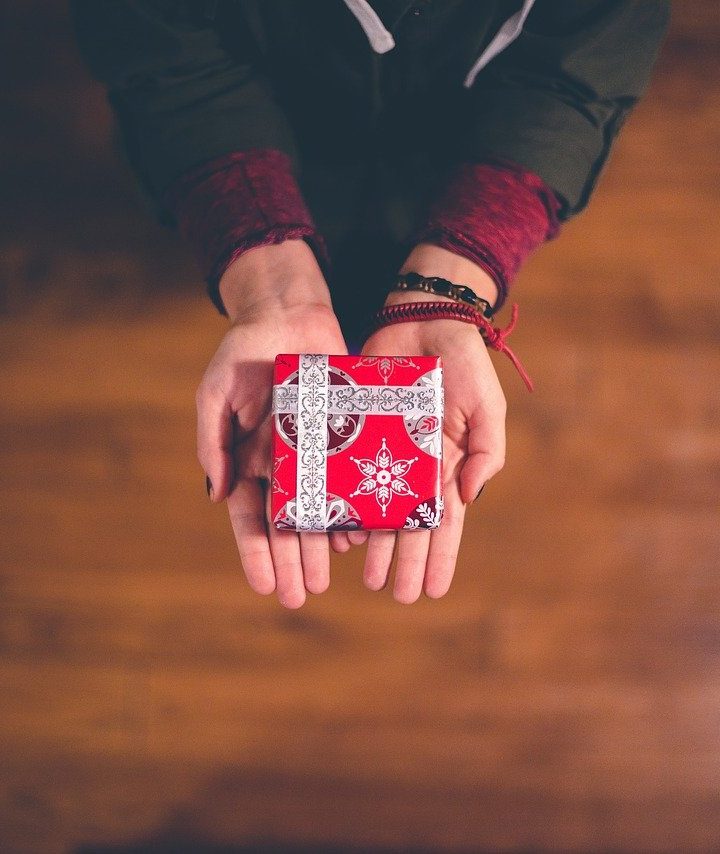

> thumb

[
  {"left": 196, "top": 384, "right": 235, "bottom": 502},
  {"left": 459, "top": 453, "right": 491, "bottom": 504},
  {"left": 459, "top": 408, "right": 506, "bottom": 504}
]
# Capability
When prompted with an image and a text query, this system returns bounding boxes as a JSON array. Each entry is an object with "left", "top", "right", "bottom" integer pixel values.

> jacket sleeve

[
  {"left": 70, "top": 0, "right": 301, "bottom": 213},
  {"left": 408, "top": 158, "right": 562, "bottom": 312},
  {"left": 462, "top": 0, "right": 670, "bottom": 219},
  {"left": 164, "top": 149, "right": 330, "bottom": 314},
  {"left": 70, "top": 0, "right": 332, "bottom": 314}
]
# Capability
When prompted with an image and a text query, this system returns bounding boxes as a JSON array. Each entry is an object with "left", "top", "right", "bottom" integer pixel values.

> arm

[
  {"left": 70, "top": 0, "right": 331, "bottom": 308},
  {"left": 356, "top": 0, "right": 670, "bottom": 603},
  {"left": 71, "top": 0, "right": 343, "bottom": 608},
  {"left": 406, "top": 0, "right": 670, "bottom": 311}
]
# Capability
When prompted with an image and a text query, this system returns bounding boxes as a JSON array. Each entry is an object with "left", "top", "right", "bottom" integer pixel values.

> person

[{"left": 71, "top": 0, "right": 669, "bottom": 608}]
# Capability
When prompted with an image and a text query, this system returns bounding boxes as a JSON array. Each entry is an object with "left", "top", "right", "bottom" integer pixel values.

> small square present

[{"left": 271, "top": 354, "right": 444, "bottom": 532}]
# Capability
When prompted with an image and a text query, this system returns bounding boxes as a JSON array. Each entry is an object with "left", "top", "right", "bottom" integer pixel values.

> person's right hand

[{"left": 196, "top": 239, "right": 348, "bottom": 609}]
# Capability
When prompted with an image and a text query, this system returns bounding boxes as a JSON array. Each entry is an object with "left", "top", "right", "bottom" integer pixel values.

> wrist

[
  {"left": 398, "top": 243, "right": 500, "bottom": 309},
  {"left": 219, "top": 239, "right": 333, "bottom": 323},
  {"left": 374, "top": 299, "right": 484, "bottom": 351}
]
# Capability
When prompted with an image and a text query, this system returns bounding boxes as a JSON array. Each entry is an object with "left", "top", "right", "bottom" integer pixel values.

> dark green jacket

[{"left": 71, "top": 0, "right": 669, "bottom": 222}]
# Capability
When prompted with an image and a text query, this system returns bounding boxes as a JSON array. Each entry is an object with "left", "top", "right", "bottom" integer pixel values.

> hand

[
  {"left": 196, "top": 240, "right": 348, "bottom": 608},
  {"left": 347, "top": 244, "right": 507, "bottom": 603}
]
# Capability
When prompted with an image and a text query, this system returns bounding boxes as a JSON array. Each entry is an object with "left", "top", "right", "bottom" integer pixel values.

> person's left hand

[{"left": 334, "top": 245, "right": 508, "bottom": 602}]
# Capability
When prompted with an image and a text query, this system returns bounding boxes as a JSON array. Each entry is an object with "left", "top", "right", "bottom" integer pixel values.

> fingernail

[
  {"left": 205, "top": 475, "right": 214, "bottom": 500},
  {"left": 474, "top": 484, "right": 486, "bottom": 502}
]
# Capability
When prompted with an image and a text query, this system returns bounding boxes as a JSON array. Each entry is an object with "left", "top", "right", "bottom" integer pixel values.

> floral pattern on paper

[
  {"left": 272, "top": 454, "right": 288, "bottom": 494},
  {"left": 404, "top": 495, "right": 445, "bottom": 530},
  {"left": 349, "top": 437, "right": 418, "bottom": 517},
  {"left": 273, "top": 493, "right": 361, "bottom": 531},
  {"left": 404, "top": 368, "right": 444, "bottom": 459},
  {"left": 352, "top": 356, "right": 420, "bottom": 385}
]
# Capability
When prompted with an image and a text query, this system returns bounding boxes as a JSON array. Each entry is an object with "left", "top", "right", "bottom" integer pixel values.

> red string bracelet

[{"left": 372, "top": 301, "right": 534, "bottom": 392}]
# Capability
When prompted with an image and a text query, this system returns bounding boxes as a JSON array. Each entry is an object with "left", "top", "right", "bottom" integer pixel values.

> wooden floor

[{"left": 1, "top": 4, "right": 719, "bottom": 853}]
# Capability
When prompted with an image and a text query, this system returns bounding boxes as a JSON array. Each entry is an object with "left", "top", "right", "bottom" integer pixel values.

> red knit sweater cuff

[
  {"left": 163, "top": 149, "right": 330, "bottom": 315},
  {"left": 409, "top": 158, "right": 562, "bottom": 312}
]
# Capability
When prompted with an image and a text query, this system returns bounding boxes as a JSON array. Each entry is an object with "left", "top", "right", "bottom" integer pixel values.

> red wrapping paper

[{"left": 271, "top": 354, "right": 444, "bottom": 531}]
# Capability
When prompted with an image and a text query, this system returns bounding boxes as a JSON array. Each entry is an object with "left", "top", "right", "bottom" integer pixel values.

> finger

[
  {"left": 347, "top": 530, "right": 370, "bottom": 546},
  {"left": 227, "top": 478, "right": 276, "bottom": 596},
  {"left": 329, "top": 532, "right": 351, "bottom": 553},
  {"left": 300, "top": 533, "right": 330, "bottom": 594},
  {"left": 423, "top": 483, "right": 466, "bottom": 599},
  {"left": 363, "top": 530, "right": 396, "bottom": 591},
  {"left": 459, "top": 397, "right": 507, "bottom": 504},
  {"left": 393, "top": 529, "right": 431, "bottom": 604},
  {"left": 196, "top": 381, "right": 235, "bottom": 502},
  {"left": 266, "top": 491, "right": 306, "bottom": 609},
  {"left": 234, "top": 414, "right": 273, "bottom": 482}
]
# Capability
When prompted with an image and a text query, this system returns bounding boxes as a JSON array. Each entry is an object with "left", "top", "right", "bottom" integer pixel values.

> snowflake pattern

[
  {"left": 353, "top": 356, "right": 420, "bottom": 385},
  {"left": 349, "top": 437, "right": 418, "bottom": 517}
]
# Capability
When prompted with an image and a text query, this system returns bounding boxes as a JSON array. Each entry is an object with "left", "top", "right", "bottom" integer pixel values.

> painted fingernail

[
  {"left": 205, "top": 475, "right": 214, "bottom": 500},
  {"left": 474, "top": 484, "right": 486, "bottom": 502}
]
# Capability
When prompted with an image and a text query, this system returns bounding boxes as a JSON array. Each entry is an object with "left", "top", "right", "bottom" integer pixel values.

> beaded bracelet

[
  {"left": 393, "top": 272, "right": 495, "bottom": 318},
  {"left": 372, "top": 300, "right": 534, "bottom": 392}
]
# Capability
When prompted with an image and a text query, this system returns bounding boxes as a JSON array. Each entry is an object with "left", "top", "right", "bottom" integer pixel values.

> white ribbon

[
  {"left": 294, "top": 354, "right": 329, "bottom": 531},
  {"left": 273, "top": 383, "right": 442, "bottom": 420}
]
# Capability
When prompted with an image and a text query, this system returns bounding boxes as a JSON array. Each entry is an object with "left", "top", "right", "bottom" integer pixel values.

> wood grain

[{"left": 1, "top": 3, "right": 719, "bottom": 852}]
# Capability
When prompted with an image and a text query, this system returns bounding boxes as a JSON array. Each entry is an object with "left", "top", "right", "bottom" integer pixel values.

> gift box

[{"left": 271, "top": 354, "right": 444, "bottom": 531}]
